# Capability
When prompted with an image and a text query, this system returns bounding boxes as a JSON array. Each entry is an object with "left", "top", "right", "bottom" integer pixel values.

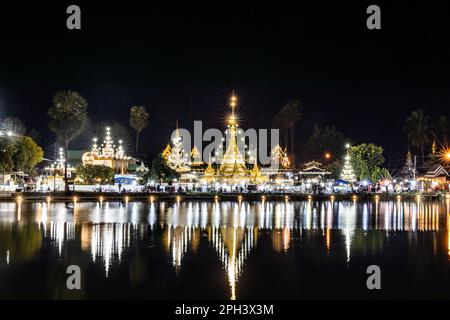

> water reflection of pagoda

[{"left": 210, "top": 226, "right": 256, "bottom": 300}]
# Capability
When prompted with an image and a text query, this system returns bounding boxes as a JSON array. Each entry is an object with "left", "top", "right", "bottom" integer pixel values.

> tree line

[
  {"left": 273, "top": 100, "right": 449, "bottom": 179},
  {"left": 47, "top": 90, "right": 150, "bottom": 192}
]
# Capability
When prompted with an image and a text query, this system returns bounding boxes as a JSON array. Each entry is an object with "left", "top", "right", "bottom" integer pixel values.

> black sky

[{"left": 1, "top": 1, "right": 450, "bottom": 170}]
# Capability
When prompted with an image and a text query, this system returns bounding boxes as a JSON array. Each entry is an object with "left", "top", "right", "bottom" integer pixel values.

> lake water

[{"left": 0, "top": 199, "right": 449, "bottom": 299}]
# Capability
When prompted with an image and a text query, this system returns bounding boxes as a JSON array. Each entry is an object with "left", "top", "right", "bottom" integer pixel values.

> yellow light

[
  {"left": 176, "top": 196, "right": 181, "bottom": 202},
  {"left": 99, "top": 196, "right": 103, "bottom": 202},
  {"left": 261, "top": 195, "right": 266, "bottom": 201},
  {"left": 214, "top": 195, "right": 219, "bottom": 201},
  {"left": 438, "top": 147, "right": 450, "bottom": 164},
  {"left": 374, "top": 195, "right": 379, "bottom": 200},
  {"left": 352, "top": 195, "right": 357, "bottom": 201},
  {"left": 446, "top": 194, "right": 450, "bottom": 200},
  {"left": 307, "top": 195, "right": 312, "bottom": 200},
  {"left": 150, "top": 196, "right": 154, "bottom": 202},
  {"left": 397, "top": 195, "right": 401, "bottom": 201},
  {"left": 324, "top": 152, "right": 331, "bottom": 159},
  {"left": 284, "top": 195, "right": 289, "bottom": 201},
  {"left": 46, "top": 196, "right": 51, "bottom": 203},
  {"left": 125, "top": 196, "right": 129, "bottom": 203},
  {"left": 330, "top": 195, "right": 335, "bottom": 201},
  {"left": 73, "top": 196, "right": 77, "bottom": 202},
  {"left": 16, "top": 196, "right": 22, "bottom": 202},
  {"left": 238, "top": 195, "right": 243, "bottom": 201}
]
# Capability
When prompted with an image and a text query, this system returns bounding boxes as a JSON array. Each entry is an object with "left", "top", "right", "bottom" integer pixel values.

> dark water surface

[{"left": 0, "top": 199, "right": 449, "bottom": 299}]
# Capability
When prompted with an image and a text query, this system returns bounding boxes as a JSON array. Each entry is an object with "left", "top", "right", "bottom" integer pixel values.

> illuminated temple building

[
  {"left": 82, "top": 127, "right": 135, "bottom": 174},
  {"left": 163, "top": 93, "right": 269, "bottom": 186}
]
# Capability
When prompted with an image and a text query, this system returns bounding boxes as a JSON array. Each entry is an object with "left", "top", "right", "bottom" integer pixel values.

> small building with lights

[{"left": 81, "top": 127, "right": 135, "bottom": 174}]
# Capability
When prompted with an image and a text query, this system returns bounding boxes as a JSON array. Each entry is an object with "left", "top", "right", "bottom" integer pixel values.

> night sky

[{"left": 1, "top": 1, "right": 450, "bottom": 171}]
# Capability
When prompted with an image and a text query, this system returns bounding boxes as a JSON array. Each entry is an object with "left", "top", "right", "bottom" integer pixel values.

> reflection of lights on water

[
  {"left": 91, "top": 223, "right": 131, "bottom": 277},
  {"left": 362, "top": 204, "right": 369, "bottom": 231},
  {"left": 49, "top": 221, "right": 76, "bottom": 256},
  {"left": 336, "top": 202, "right": 357, "bottom": 263},
  {"left": 6, "top": 250, "right": 9, "bottom": 265},
  {"left": 447, "top": 211, "right": 450, "bottom": 259},
  {"left": 16, "top": 201, "right": 21, "bottom": 222},
  {"left": 148, "top": 203, "right": 156, "bottom": 227},
  {"left": 209, "top": 226, "right": 255, "bottom": 300},
  {"left": 1, "top": 199, "right": 448, "bottom": 292}
]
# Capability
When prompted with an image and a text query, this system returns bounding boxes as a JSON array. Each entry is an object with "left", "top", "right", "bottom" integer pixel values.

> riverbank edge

[{"left": 2, "top": 192, "right": 449, "bottom": 202}]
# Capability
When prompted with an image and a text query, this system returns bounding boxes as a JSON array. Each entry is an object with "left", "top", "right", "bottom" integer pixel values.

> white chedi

[
  {"left": 340, "top": 154, "right": 356, "bottom": 182},
  {"left": 167, "top": 127, "right": 190, "bottom": 172}
]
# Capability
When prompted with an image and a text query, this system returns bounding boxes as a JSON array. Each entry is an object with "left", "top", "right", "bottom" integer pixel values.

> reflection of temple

[
  {"left": 0, "top": 200, "right": 448, "bottom": 296},
  {"left": 87, "top": 223, "right": 132, "bottom": 277},
  {"left": 82, "top": 127, "right": 134, "bottom": 174},
  {"left": 298, "top": 161, "right": 331, "bottom": 183},
  {"left": 210, "top": 226, "right": 256, "bottom": 300}
]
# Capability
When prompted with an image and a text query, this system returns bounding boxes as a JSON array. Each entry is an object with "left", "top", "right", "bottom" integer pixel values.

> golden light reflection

[
  {"left": 0, "top": 199, "right": 448, "bottom": 296},
  {"left": 447, "top": 212, "right": 450, "bottom": 258}
]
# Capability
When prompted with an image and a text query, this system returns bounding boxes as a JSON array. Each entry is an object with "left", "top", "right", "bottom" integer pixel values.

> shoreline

[{"left": 2, "top": 191, "right": 449, "bottom": 202}]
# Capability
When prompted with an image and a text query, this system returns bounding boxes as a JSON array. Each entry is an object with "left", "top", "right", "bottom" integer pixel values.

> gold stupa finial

[
  {"left": 230, "top": 91, "right": 237, "bottom": 110},
  {"left": 228, "top": 91, "right": 238, "bottom": 126}
]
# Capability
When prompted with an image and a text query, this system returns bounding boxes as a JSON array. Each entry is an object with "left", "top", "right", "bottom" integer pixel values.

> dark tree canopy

[{"left": 301, "top": 125, "right": 347, "bottom": 163}]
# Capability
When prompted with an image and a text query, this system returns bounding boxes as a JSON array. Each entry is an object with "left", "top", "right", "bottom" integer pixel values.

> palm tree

[
  {"left": 274, "top": 100, "right": 302, "bottom": 164},
  {"left": 48, "top": 90, "right": 88, "bottom": 193},
  {"left": 129, "top": 105, "right": 149, "bottom": 153},
  {"left": 273, "top": 112, "right": 289, "bottom": 151},
  {"left": 403, "top": 109, "right": 430, "bottom": 166},
  {"left": 434, "top": 115, "right": 449, "bottom": 146}
]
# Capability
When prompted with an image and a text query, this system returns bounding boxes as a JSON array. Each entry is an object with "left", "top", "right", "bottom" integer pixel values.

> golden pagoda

[
  {"left": 162, "top": 144, "right": 172, "bottom": 160},
  {"left": 190, "top": 145, "right": 203, "bottom": 167},
  {"left": 216, "top": 93, "right": 251, "bottom": 184},
  {"left": 249, "top": 158, "right": 268, "bottom": 184},
  {"left": 202, "top": 160, "right": 216, "bottom": 183}
]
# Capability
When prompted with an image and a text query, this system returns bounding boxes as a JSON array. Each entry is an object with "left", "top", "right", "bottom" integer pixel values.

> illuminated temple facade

[
  {"left": 82, "top": 127, "right": 134, "bottom": 174},
  {"left": 163, "top": 94, "right": 272, "bottom": 186}
]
